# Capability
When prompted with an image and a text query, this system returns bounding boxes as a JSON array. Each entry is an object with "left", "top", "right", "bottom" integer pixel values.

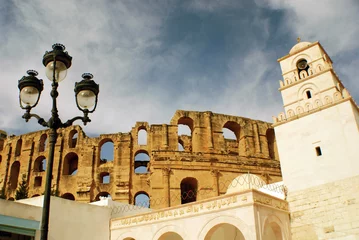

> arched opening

[
  {"left": 68, "top": 130, "right": 78, "bottom": 148},
  {"left": 15, "top": 139, "right": 22, "bottom": 157},
  {"left": 63, "top": 152, "right": 78, "bottom": 175},
  {"left": 180, "top": 177, "right": 198, "bottom": 204},
  {"left": 297, "top": 59, "right": 309, "bottom": 79},
  {"left": 39, "top": 134, "right": 48, "bottom": 152},
  {"left": 61, "top": 193, "right": 75, "bottom": 201},
  {"left": 34, "top": 156, "right": 46, "bottom": 172},
  {"left": 134, "top": 151, "right": 150, "bottom": 174},
  {"left": 138, "top": 128, "right": 147, "bottom": 145},
  {"left": 263, "top": 221, "right": 283, "bottom": 240},
  {"left": 100, "top": 140, "right": 114, "bottom": 163},
  {"left": 134, "top": 192, "right": 150, "bottom": 208},
  {"left": 158, "top": 232, "right": 183, "bottom": 240},
  {"left": 177, "top": 117, "right": 193, "bottom": 136},
  {"left": 9, "top": 161, "right": 20, "bottom": 190},
  {"left": 266, "top": 129, "right": 277, "bottom": 160},
  {"left": 204, "top": 223, "right": 245, "bottom": 240},
  {"left": 31, "top": 194, "right": 40, "bottom": 198},
  {"left": 8, "top": 197, "right": 15, "bottom": 201},
  {"left": 178, "top": 140, "right": 185, "bottom": 151},
  {"left": 95, "top": 192, "right": 111, "bottom": 201},
  {"left": 223, "top": 121, "right": 241, "bottom": 155},
  {"left": 34, "top": 176, "right": 42, "bottom": 187},
  {"left": 100, "top": 172, "right": 110, "bottom": 184},
  {"left": 123, "top": 238, "right": 135, "bottom": 240}
]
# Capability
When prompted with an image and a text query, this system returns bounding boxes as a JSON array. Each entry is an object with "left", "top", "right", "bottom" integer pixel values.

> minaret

[{"left": 274, "top": 40, "right": 359, "bottom": 239}]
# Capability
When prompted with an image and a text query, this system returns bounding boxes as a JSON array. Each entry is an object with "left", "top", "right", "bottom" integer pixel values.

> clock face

[{"left": 297, "top": 59, "right": 308, "bottom": 70}]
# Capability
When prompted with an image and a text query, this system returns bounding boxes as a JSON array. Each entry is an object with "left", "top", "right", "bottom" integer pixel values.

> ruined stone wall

[{"left": 0, "top": 110, "right": 281, "bottom": 208}]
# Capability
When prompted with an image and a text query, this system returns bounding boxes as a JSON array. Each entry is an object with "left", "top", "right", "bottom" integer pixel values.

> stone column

[
  {"left": 162, "top": 124, "right": 168, "bottom": 149},
  {"left": 205, "top": 112, "right": 214, "bottom": 150},
  {"left": 210, "top": 169, "right": 220, "bottom": 196},
  {"left": 253, "top": 123, "right": 262, "bottom": 154},
  {"left": 162, "top": 167, "right": 171, "bottom": 207}
]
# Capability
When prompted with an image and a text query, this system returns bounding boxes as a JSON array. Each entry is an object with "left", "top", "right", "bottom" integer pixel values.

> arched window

[
  {"left": 34, "top": 156, "right": 46, "bottom": 172},
  {"left": 9, "top": 161, "right": 20, "bottom": 190},
  {"left": 68, "top": 130, "right": 78, "bottom": 148},
  {"left": 180, "top": 177, "right": 198, "bottom": 204},
  {"left": 204, "top": 223, "right": 245, "bottom": 240},
  {"left": 134, "top": 151, "right": 150, "bottom": 174},
  {"left": 223, "top": 121, "right": 241, "bottom": 155},
  {"left": 134, "top": 192, "right": 150, "bottom": 208},
  {"left": 39, "top": 134, "right": 48, "bottom": 152},
  {"left": 100, "top": 172, "right": 110, "bottom": 184},
  {"left": 138, "top": 129, "right": 147, "bottom": 145},
  {"left": 100, "top": 140, "right": 114, "bottom": 163},
  {"left": 297, "top": 59, "right": 309, "bottom": 79},
  {"left": 34, "top": 176, "right": 42, "bottom": 187},
  {"left": 95, "top": 192, "right": 111, "bottom": 201},
  {"left": 63, "top": 152, "right": 78, "bottom": 175},
  {"left": 178, "top": 117, "right": 193, "bottom": 136},
  {"left": 158, "top": 232, "right": 183, "bottom": 240},
  {"left": 15, "top": 139, "right": 22, "bottom": 157},
  {"left": 61, "top": 193, "right": 75, "bottom": 201},
  {"left": 266, "top": 129, "right": 277, "bottom": 160}
]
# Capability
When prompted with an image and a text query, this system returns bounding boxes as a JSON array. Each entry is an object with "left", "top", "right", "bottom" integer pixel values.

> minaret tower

[{"left": 274, "top": 40, "right": 359, "bottom": 239}]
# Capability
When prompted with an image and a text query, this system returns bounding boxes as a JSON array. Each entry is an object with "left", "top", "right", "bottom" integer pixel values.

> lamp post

[{"left": 17, "top": 44, "right": 99, "bottom": 240}]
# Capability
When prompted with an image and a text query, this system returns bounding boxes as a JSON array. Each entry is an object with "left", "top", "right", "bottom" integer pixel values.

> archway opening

[
  {"left": 134, "top": 151, "right": 150, "bottom": 174},
  {"left": 34, "top": 156, "right": 46, "bottom": 172},
  {"left": 100, "top": 172, "right": 110, "bottom": 184},
  {"left": 39, "top": 134, "right": 48, "bottom": 152},
  {"left": 178, "top": 117, "right": 193, "bottom": 136},
  {"left": 95, "top": 192, "right": 111, "bottom": 201},
  {"left": 100, "top": 140, "right": 114, "bottom": 163},
  {"left": 204, "top": 223, "right": 245, "bottom": 240},
  {"left": 61, "top": 193, "right": 75, "bottom": 201},
  {"left": 15, "top": 139, "right": 22, "bottom": 156},
  {"left": 138, "top": 129, "right": 147, "bottom": 145},
  {"left": 263, "top": 221, "right": 283, "bottom": 240},
  {"left": 69, "top": 130, "right": 78, "bottom": 148},
  {"left": 10, "top": 161, "right": 20, "bottom": 190},
  {"left": 180, "top": 177, "right": 197, "bottom": 204},
  {"left": 134, "top": 192, "right": 150, "bottom": 208},
  {"left": 158, "top": 232, "right": 183, "bottom": 240},
  {"left": 63, "top": 152, "right": 78, "bottom": 175}
]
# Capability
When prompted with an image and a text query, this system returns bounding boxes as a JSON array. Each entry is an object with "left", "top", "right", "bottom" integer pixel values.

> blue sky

[{"left": 1, "top": 0, "right": 359, "bottom": 136}]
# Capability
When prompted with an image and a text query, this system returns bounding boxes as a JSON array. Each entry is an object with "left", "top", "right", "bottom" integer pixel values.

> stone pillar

[
  {"left": 253, "top": 123, "right": 262, "bottom": 154},
  {"left": 205, "top": 112, "right": 214, "bottom": 150},
  {"left": 162, "top": 167, "right": 171, "bottom": 207},
  {"left": 162, "top": 124, "right": 168, "bottom": 149},
  {"left": 210, "top": 169, "right": 220, "bottom": 196}
]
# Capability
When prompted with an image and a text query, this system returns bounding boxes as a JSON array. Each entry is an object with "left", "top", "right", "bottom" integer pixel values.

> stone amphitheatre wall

[{"left": 0, "top": 110, "right": 281, "bottom": 209}]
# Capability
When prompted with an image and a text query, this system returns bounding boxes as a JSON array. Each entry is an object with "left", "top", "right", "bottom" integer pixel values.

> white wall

[{"left": 275, "top": 100, "right": 359, "bottom": 192}]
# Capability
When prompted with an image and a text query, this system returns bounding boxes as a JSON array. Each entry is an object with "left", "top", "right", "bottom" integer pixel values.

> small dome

[
  {"left": 226, "top": 174, "right": 266, "bottom": 194},
  {"left": 289, "top": 41, "right": 312, "bottom": 54}
]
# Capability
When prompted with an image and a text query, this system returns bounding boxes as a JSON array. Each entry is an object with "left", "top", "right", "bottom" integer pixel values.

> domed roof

[
  {"left": 226, "top": 174, "right": 266, "bottom": 194},
  {"left": 289, "top": 41, "right": 312, "bottom": 54}
]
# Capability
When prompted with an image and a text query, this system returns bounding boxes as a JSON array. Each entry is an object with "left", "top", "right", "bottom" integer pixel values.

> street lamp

[{"left": 17, "top": 43, "right": 99, "bottom": 240}]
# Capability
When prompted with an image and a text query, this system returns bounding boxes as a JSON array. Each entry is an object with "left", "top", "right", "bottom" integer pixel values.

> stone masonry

[{"left": 0, "top": 110, "right": 281, "bottom": 209}]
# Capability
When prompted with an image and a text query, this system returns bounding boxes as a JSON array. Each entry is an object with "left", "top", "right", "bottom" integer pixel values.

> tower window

[
  {"left": 306, "top": 90, "right": 312, "bottom": 99},
  {"left": 315, "top": 146, "right": 322, "bottom": 156},
  {"left": 297, "top": 59, "right": 309, "bottom": 79}
]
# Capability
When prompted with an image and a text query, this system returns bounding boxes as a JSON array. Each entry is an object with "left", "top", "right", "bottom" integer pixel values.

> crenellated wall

[{"left": 0, "top": 110, "right": 281, "bottom": 208}]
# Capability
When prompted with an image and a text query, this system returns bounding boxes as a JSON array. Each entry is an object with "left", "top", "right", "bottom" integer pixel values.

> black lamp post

[{"left": 17, "top": 44, "right": 99, "bottom": 240}]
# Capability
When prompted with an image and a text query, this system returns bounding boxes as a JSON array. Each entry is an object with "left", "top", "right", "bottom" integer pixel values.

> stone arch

[
  {"left": 39, "top": 134, "right": 47, "bottom": 152},
  {"left": 95, "top": 192, "right": 111, "bottom": 201},
  {"left": 296, "top": 106, "right": 304, "bottom": 115},
  {"left": 137, "top": 127, "right": 147, "bottom": 145},
  {"left": 198, "top": 215, "right": 253, "bottom": 240},
  {"left": 266, "top": 129, "right": 277, "bottom": 160},
  {"left": 134, "top": 150, "right": 150, "bottom": 174},
  {"left": 291, "top": 54, "right": 312, "bottom": 69},
  {"left": 305, "top": 103, "right": 313, "bottom": 112},
  {"left": 298, "top": 83, "right": 319, "bottom": 101},
  {"left": 177, "top": 116, "right": 194, "bottom": 136},
  {"left": 9, "top": 161, "right": 20, "bottom": 190},
  {"left": 324, "top": 95, "right": 332, "bottom": 105},
  {"left": 63, "top": 152, "right": 78, "bottom": 175},
  {"left": 204, "top": 223, "right": 245, "bottom": 240},
  {"left": 99, "top": 138, "right": 114, "bottom": 163},
  {"left": 34, "top": 156, "right": 46, "bottom": 172},
  {"left": 316, "top": 64, "right": 324, "bottom": 72},
  {"left": 152, "top": 225, "right": 187, "bottom": 240},
  {"left": 117, "top": 232, "right": 138, "bottom": 240},
  {"left": 134, "top": 191, "right": 150, "bottom": 208},
  {"left": 223, "top": 121, "right": 244, "bottom": 155},
  {"left": 15, "top": 139, "right": 22, "bottom": 157},
  {"left": 180, "top": 177, "right": 198, "bottom": 204},
  {"left": 61, "top": 193, "right": 75, "bottom": 201},
  {"left": 99, "top": 172, "right": 110, "bottom": 184},
  {"left": 158, "top": 232, "right": 183, "bottom": 240},
  {"left": 278, "top": 112, "right": 286, "bottom": 121},
  {"left": 299, "top": 70, "right": 308, "bottom": 79},
  {"left": 123, "top": 238, "right": 135, "bottom": 240},
  {"left": 286, "top": 109, "right": 295, "bottom": 118},
  {"left": 333, "top": 91, "right": 342, "bottom": 101},
  {"left": 284, "top": 78, "right": 291, "bottom": 85},
  {"left": 262, "top": 215, "right": 287, "bottom": 240},
  {"left": 68, "top": 129, "right": 78, "bottom": 148}
]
